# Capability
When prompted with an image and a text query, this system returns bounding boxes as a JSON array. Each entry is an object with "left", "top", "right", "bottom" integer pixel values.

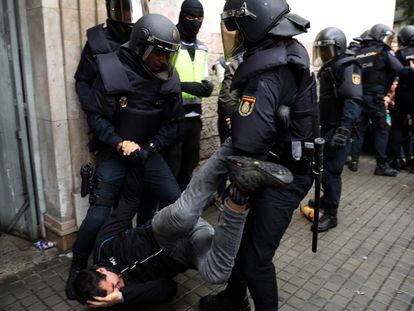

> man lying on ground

[{"left": 74, "top": 140, "right": 293, "bottom": 309}]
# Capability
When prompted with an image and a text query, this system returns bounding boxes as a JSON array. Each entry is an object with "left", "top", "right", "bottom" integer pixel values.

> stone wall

[{"left": 26, "top": 0, "right": 107, "bottom": 249}]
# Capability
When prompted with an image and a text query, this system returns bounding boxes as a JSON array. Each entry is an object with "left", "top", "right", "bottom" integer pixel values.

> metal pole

[
  {"left": 15, "top": 0, "right": 47, "bottom": 238},
  {"left": 312, "top": 138, "right": 324, "bottom": 253}
]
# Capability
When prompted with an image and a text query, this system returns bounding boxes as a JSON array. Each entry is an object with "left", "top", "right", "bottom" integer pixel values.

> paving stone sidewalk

[{"left": 0, "top": 155, "right": 413, "bottom": 311}]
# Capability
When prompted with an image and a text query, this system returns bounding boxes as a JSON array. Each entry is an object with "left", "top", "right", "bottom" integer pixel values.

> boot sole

[{"left": 226, "top": 156, "right": 293, "bottom": 188}]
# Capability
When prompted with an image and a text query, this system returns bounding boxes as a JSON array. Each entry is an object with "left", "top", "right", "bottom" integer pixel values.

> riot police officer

[
  {"left": 347, "top": 30, "right": 369, "bottom": 53},
  {"left": 66, "top": 13, "right": 183, "bottom": 299},
  {"left": 75, "top": 0, "right": 144, "bottom": 106},
  {"left": 313, "top": 27, "right": 363, "bottom": 231},
  {"left": 348, "top": 24, "right": 403, "bottom": 175},
  {"left": 200, "top": 1, "right": 318, "bottom": 310},
  {"left": 389, "top": 25, "right": 414, "bottom": 172}
]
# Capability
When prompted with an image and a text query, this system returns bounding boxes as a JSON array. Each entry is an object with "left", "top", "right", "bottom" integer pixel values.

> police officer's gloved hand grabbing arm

[
  {"left": 180, "top": 80, "right": 214, "bottom": 97},
  {"left": 330, "top": 126, "right": 351, "bottom": 149}
]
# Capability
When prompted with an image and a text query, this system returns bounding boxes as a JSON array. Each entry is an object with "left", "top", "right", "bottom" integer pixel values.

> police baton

[{"left": 312, "top": 138, "right": 325, "bottom": 253}]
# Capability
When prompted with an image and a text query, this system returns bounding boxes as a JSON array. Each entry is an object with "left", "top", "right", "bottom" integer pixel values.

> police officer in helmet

[
  {"left": 200, "top": 0, "right": 318, "bottom": 310},
  {"left": 75, "top": 0, "right": 144, "bottom": 107},
  {"left": 312, "top": 27, "right": 363, "bottom": 231},
  {"left": 66, "top": 13, "right": 183, "bottom": 299},
  {"left": 348, "top": 23, "right": 403, "bottom": 175},
  {"left": 389, "top": 25, "right": 414, "bottom": 172}
]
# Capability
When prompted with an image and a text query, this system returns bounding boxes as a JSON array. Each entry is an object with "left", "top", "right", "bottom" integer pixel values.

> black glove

[
  {"left": 125, "top": 145, "right": 155, "bottom": 165},
  {"left": 181, "top": 80, "right": 214, "bottom": 97},
  {"left": 330, "top": 126, "right": 351, "bottom": 149},
  {"left": 228, "top": 183, "right": 249, "bottom": 206},
  {"left": 201, "top": 80, "right": 214, "bottom": 96}
]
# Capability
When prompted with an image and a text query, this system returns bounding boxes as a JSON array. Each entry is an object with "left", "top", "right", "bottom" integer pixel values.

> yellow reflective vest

[{"left": 175, "top": 40, "right": 208, "bottom": 113}]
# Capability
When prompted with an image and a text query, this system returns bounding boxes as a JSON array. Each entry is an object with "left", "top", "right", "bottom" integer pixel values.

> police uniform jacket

[
  {"left": 318, "top": 53, "right": 363, "bottom": 132},
  {"left": 83, "top": 48, "right": 184, "bottom": 151},
  {"left": 230, "top": 38, "right": 319, "bottom": 169},
  {"left": 395, "top": 45, "right": 414, "bottom": 114},
  {"left": 74, "top": 20, "right": 130, "bottom": 109},
  {"left": 356, "top": 40, "right": 403, "bottom": 96}
]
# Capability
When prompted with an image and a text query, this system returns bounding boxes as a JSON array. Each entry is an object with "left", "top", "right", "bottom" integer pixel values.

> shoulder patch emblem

[
  {"left": 119, "top": 96, "right": 128, "bottom": 108},
  {"left": 238, "top": 96, "right": 256, "bottom": 117},
  {"left": 352, "top": 74, "right": 361, "bottom": 85}
]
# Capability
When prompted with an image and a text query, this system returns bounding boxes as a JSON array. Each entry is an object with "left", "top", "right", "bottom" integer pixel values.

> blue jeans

[{"left": 73, "top": 151, "right": 180, "bottom": 264}]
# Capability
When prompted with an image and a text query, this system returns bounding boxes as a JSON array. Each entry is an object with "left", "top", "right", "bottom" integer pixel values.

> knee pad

[{"left": 88, "top": 177, "right": 120, "bottom": 207}]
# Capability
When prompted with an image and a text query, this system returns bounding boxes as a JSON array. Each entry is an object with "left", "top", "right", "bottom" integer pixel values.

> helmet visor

[
  {"left": 313, "top": 40, "right": 337, "bottom": 66},
  {"left": 220, "top": 21, "right": 244, "bottom": 60},
  {"left": 108, "top": 0, "right": 143, "bottom": 25},
  {"left": 382, "top": 31, "right": 395, "bottom": 46},
  {"left": 142, "top": 36, "right": 180, "bottom": 80}
]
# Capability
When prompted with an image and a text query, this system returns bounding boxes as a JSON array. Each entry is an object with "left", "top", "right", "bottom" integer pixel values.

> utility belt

[{"left": 269, "top": 140, "right": 319, "bottom": 175}]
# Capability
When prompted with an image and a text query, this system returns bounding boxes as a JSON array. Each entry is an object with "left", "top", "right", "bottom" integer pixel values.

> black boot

[
  {"left": 374, "top": 162, "right": 397, "bottom": 177},
  {"left": 199, "top": 292, "right": 251, "bottom": 311},
  {"left": 348, "top": 157, "right": 359, "bottom": 172},
  {"left": 312, "top": 214, "right": 337, "bottom": 232},
  {"left": 65, "top": 257, "right": 87, "bottom": 300},
  {"left": 226, "top": 156, "right": 293, "bottom": 193},
  {"left": 390, "top": 158, "right": 402, "bottom": 170}
]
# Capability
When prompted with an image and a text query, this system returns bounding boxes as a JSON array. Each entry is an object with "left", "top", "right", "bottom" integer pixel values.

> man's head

[
  {"left": 313, "top": 27, "right": 347, "bottom": 66},
  {"left": 74, "top": 267, "right": 124, "bottom": 304},
  {"left": 177, "top": 0, "right": 204, "bottom": 42},
  {"left": 368, "top": 24, "right": 394, "bottom": 45},
  {"left": 127, "top": 13, "right": 180, "bottom": 80},
  {"left": 106, "top": 0, "right": 143, "bottom": 27}
]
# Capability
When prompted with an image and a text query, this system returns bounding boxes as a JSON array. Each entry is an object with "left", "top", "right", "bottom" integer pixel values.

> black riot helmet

[
  {"left": 106, "top": 0, "right": 144, "bottom": 26},
  {"left": 398, "top": 25, "right": 414, "bottom": 47},
  {"left": 128, "top": 14, "right": 181, "bottom": 80},
  {"left": 368, "top": 24, "right": 394, "bottom": 44},
  {"left": 221, "top": 0, "right": 309, "bottom": 57},
  {"left": 313, "top": 27, "right": 347, "bottom": 66}
]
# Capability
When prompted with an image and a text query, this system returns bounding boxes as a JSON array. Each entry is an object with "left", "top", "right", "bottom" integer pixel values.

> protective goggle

[
  {"left": 313, "top": 40, "right": 338, "bottom": 67},
  {"left": 220, "top": 21, "right": 245, "bottom": 60},
  {"left": 142, "top": 35, "right": 180, "bottom": 80},
  {"left": 221, "top": 2, "right": 257, "bottom": 31},
  {"left": 107, "top": 0, "right": 144, "bottom": 25}
]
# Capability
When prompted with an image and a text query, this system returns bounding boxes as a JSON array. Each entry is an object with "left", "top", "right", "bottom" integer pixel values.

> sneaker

[
  {"left": 374, "top": 163, "right": 397, "bottom": 177},
  {"left": 199, "top": 292, "right": 251, "bottom": 311},
  {"left": 226, "top": 156, "right": 293, "bottom": 193}
]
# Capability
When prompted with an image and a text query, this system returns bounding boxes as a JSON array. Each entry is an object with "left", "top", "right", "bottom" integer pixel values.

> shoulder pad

[
  {"left": 159, "top": 70, "right": 181, "bottom": 94},
  {"left": 86, "top": 24, "right": 112, "bottom": 54},
  {"left": 196, "top": 39, "right": 208, "bottom": 52},
  {"left": 95, "top": 52, "right": 132, "bottom": 94},
  {"left": 337, "top": 63, "right": 363, "bottom": 100},
  {"left": 333, "top": 55, "right": 360, "bottom": 69}
]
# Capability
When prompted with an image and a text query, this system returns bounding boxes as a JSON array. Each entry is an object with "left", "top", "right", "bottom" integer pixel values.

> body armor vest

[
  {"left": 356, "top": 42, "right": 388, "bottom": 92},
  {"left": 396, "top": 46, "right": 414, "bottom": 108},
  {"left": 318, "top": 56, "right": 359, "bottom": 128},
  {"left": 94, "top": 52, "right": 180, "bottom": 145}
]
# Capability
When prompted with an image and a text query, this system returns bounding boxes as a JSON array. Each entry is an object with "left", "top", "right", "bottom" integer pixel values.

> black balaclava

[{"left": 177, "top": 0, "right": 204, "bottom": 43}]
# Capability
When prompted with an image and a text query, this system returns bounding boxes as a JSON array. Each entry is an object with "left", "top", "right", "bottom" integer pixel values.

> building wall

[{"left": 26, "top": 0, "right": 107, "bottom": 249}]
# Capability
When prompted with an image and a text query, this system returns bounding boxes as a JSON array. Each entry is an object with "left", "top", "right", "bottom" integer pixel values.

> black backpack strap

[
  {"left": 87, "top": 24, "right": 112, "bottom": 54},
  {"left": 95, "top": 52, "right": 132, "bottom": 94}
]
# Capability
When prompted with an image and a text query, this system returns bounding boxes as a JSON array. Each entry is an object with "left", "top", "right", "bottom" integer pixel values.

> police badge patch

[
  {"left": 119, "top": 96, "right": 128, "bottom": 108},
  {"left": 238, "top": 96, "right": 256, "bottom": 117},
  {"left": 352, "top": 74, "right": 361, "bottom": 85}
]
